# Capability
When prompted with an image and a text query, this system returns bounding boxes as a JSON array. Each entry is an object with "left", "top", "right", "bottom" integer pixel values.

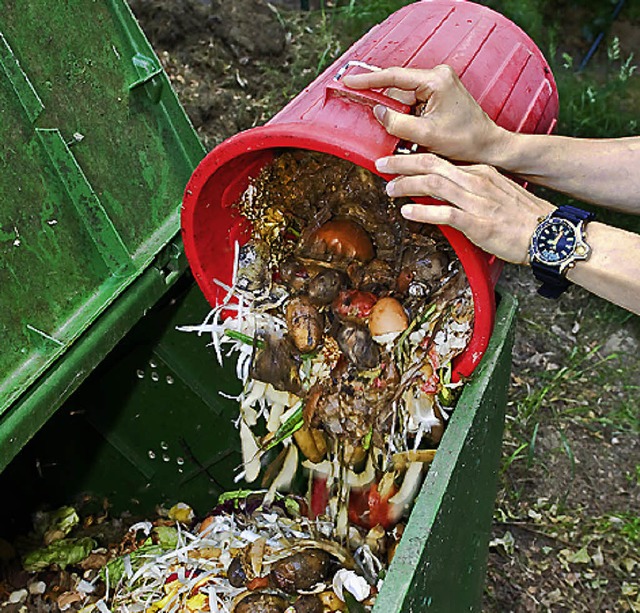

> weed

[
  {"left": 500, "top": 441, "right": 529, "bottom": 474},
  {"left": 514, "top": 344, "right": 611, "bottom": 428},
  {"left": 619, "top": 514, "right": 640, "bottom": 542},
  {"left": 555, "top": 37, "right": 638, "bottom": 139}
]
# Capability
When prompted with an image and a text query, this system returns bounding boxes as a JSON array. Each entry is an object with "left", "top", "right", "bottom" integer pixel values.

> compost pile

[
  {"left": 0, "top": 494, "right": 395, "bottom": 613},
  {"left": 183, "top": 150, "right": 474, "bottom": 532}
]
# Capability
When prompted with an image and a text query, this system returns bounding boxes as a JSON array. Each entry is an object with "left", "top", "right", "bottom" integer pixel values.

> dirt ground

[{"left": 128, "top": 1, "right": 640, "bottom": 611}]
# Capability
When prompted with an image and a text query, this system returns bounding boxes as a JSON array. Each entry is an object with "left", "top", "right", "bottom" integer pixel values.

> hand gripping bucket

[{"left": 181, "top": 0, "right": 558, "bottom": 379}]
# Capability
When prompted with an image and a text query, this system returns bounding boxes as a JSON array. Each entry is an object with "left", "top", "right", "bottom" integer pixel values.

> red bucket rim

[{"left": 181, "top": 123, "right": 496, "bottom": 380}]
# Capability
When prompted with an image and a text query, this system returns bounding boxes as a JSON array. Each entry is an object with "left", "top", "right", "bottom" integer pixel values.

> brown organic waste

[{"left": 179, "top": 150, "right": 475, "bottom": 534}]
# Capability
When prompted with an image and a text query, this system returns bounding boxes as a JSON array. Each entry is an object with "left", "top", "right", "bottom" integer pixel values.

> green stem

[
  {"left": 261, "top": 402, "right": 304, "bottom": 451},
  {"left": 224, "top": 329, "right": 265, "bottom": 349}
]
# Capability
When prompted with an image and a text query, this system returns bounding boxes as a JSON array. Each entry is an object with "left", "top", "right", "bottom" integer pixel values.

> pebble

[{"left": 601, "top": 329, "right": 639, "bottom": 356}]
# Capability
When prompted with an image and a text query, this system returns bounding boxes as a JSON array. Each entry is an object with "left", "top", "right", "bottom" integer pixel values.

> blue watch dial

[{"left": 533, "top": 218, "right": 577, "bottom": 264}]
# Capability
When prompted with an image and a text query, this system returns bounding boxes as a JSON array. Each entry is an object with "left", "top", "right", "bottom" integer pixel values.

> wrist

[{"left": 482, "top": 127, "right": 521, "bottom": 170}]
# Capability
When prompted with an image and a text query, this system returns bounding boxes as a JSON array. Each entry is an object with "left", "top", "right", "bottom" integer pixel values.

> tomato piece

[
  {"left": 165, "top": 569, "right": 199, "bottom": 584},
  {"left": 368, "top": 482, "right": 399, "bottom": 530},
  {"left": 420, "top": 374, "right": 440, "bottom": 394},
  {"left": 246, "top": 576, "right": 270, "bottom": 591},
  {"left": 347, "top": 481, "right": 400, "bottom": 530},
  {"left": 309, "top": 475, "right": 330, "bottom": 519},
  {"left": 348, "top": 488, "right": 370, "bottom": 526},
  {"left": 333, "top": 290, "right": 378, "bottom": 320}
]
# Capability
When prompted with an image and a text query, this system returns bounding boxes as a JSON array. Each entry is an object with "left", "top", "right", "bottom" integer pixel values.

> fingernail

[
  {"left": 386, "top": 180, "right": 397, "bottom": 197},
  {"left": 401, "top": 204, "right": 415, "bottom": 219},
  {"left": 375, "top": 157, "right": 389, "bottom": 171},
  {"left": 373, "top": 104, "right": 387, "bottom": 123}
]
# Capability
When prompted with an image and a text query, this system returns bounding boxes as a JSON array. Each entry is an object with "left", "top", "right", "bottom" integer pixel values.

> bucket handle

[
  {"left": 333, "top": 60, "right": 383, "bottom": 81},
  {"left": 325, "top": 61, "right": 411, "bottom": 116},
  {"left": 328, "top": 62, "right": 420, "bottom": 154}
]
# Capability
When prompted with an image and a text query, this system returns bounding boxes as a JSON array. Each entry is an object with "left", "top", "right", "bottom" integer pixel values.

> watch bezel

[{"left": 529, "top": 214, "right": 591, "bottom": 274}]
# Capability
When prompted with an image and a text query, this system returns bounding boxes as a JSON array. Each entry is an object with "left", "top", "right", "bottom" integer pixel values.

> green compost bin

[{"left": 0, "top": 1, "right": 519, "bottom": 610}]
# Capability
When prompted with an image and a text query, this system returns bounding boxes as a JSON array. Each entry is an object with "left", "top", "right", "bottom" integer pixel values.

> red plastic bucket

[{"left": 182, "top": 0, "right": 558, "bottom": 379}]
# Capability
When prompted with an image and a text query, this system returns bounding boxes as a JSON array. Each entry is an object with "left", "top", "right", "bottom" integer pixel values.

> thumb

[
  {"left": 373, "top": 104, "right": 388, "bottom": 125},
  {"left": 373, "top": 104, "right": 433, "bottom": 146}
]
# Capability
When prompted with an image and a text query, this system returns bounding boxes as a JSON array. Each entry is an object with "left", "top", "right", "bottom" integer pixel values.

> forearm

[
  {"left": 344, "top": 66, "right": 640, "bottom": 214},
  {"left": 486, "top": 132, "right": 640, "bottom": 214},
  {"left": 563, "top": 221, "right": 640, "bottom": 314}
]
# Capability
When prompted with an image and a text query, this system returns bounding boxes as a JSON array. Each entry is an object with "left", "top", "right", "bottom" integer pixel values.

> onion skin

[
  {"left": 293, "top": 424, "right": 328, "bottom": 463},
  {"left": 303, "top": 383, "right": 324, "bottom": 427},
  {"left": 306, "top": 219, "right": 375, "bottom": 263},
  {"left": 387, "top": 524, "right": 405, "bottom": 565},
  {"left": 318, "top": 590, "right": 345, "bottom": 611}
]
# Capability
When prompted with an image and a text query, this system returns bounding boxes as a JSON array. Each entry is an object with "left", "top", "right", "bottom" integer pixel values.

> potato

[{"left": 286, "top": 296, "right": 323, "bottom": 353}]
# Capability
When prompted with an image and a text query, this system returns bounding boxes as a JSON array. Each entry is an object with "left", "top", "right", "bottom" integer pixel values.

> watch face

[{"left": 532, "top": 218, "right": 578, "bottom": 265}]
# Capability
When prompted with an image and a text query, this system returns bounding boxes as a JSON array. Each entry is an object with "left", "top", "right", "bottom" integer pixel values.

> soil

[{"left": 125, "top": 1, "right": 640, "bottom": 610}]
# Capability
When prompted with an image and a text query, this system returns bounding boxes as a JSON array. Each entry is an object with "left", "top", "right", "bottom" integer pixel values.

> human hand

[
  {"left": 342, "top": 65, "right": 511, "bottom": 165},
  {"left": 375, "top": 153, "right": 555, "bottom": 264}
]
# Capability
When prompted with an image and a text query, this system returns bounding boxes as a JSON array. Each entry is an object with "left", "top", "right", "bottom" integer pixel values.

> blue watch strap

[
  {"left": 555, "top": 204, "right": 595, "bottom": 225},
  {"left": 531, "top": 260, "right": 571, "bottom": 298},
  {"left": 532, "top": 204, "right": 595, "bottom": 299}
]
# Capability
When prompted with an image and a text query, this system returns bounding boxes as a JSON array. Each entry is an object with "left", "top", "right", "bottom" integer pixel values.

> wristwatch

[{"left": 529, "top": 204, "right": 595, "bottom": 299}]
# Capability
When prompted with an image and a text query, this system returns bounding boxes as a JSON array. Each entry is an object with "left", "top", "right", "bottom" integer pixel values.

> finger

[
  {"left": 376, "top": 152, "right": 448, "bottom": 176},
  {"left": 384, "top": 87, "right": 417, "bottom": 105},
  {"left": 374, "top": 105, "right": 436, "bottom": 146},
  {"left": 387, "top": 173, "right": 489, "bottom": 216},
  {"left": 400, "top": 203, "right": 470, "bottom": 230},
  {"left": 342, "top": 67, "right": 439, "bottom": 96},
  {"left": 378, "top": 154, "right": 494, "bottom": 204}
]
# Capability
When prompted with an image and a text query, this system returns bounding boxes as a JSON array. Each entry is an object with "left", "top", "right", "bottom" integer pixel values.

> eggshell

[{"left": 368, "top": 297, "right": 409, "bottom": 337}]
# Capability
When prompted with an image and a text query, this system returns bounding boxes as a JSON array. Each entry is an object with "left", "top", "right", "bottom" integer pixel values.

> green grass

[
  {"left": 555, "top": 40, "right": 638, "bottom": 139},
  {"left": 507, "top": 324, "right": 638, "bottom": 441}
]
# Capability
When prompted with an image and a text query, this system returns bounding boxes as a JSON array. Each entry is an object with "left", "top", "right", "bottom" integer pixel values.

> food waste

[
  {"left": 181, "top": 150, "right": 474, "bottom": 533},
  {"left": 0, "top": 495, "right": 398, "bottom": 613},
  {"left": 0, "top": 151, "right": 475, "bottom": 613}
]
